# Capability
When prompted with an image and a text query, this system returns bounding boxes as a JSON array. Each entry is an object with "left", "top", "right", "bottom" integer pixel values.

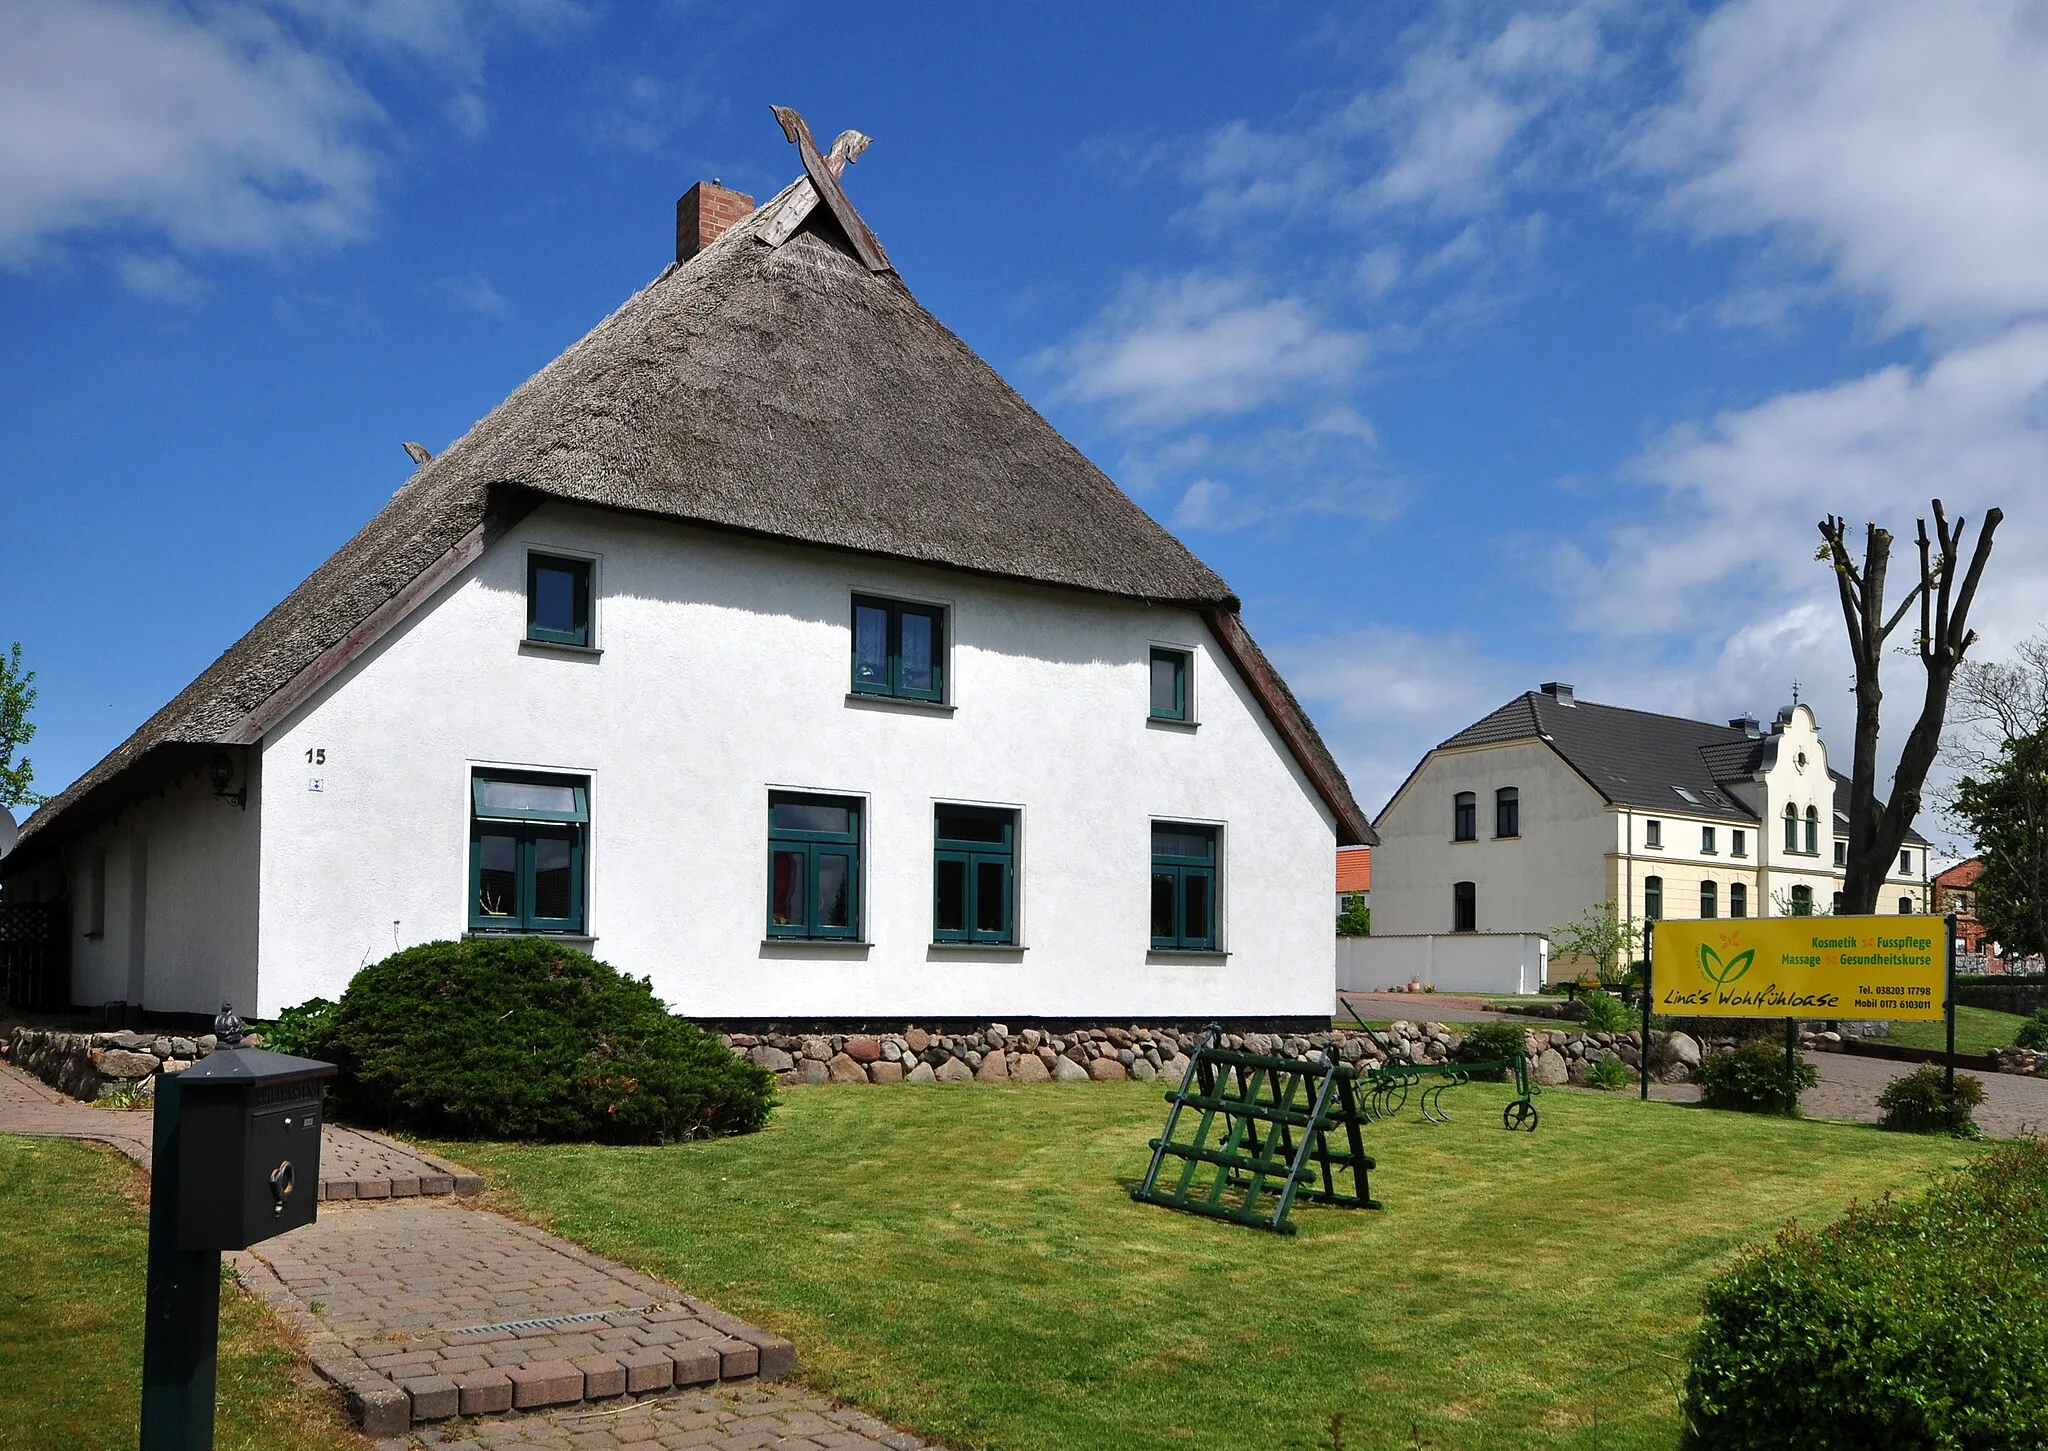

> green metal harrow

[
  {"left": 1343, "top": 1003, "right": 1540, "bottom": 1132},
  {"left": 1131, "top": 1027, "right": 1380, "bottom": 1235}
]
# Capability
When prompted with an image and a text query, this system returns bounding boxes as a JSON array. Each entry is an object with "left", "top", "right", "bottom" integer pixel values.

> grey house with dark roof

[
  {"left": 1, "top": 131, "right": 1369, "bottom": 1023},
  {"left": 1372, "top": 683, "right": 1929, "bottom": 963}
]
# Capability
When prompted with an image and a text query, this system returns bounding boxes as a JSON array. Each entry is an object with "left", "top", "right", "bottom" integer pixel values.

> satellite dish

[{"left": 0, "top": 806, "right": 15, "bottom": 861}]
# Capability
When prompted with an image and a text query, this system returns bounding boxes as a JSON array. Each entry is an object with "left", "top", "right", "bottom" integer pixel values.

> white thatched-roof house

[{"left": 3, "top": 117, "right": 1371, "bottom": 1026}]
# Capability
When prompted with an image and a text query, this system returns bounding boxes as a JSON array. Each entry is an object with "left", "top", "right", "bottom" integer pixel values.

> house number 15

[{"left": 304, "top": 748, "right": 326, "bottom": 764}]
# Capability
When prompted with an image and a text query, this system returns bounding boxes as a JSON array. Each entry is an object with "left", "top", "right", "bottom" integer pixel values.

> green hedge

[
  {"left": 1453, "top": 1022, "right": 1528, "bottom": 1081},
  {"left": 1875, "top": 1063, "right": 1985, "bottom": 1136},
  {"left": 1681, "top": 1143, "right": 2048, "bottom": 1449},
  {"left": 1695, "top": 1039, "right": 1817, "bottom": 1115},
  {"left": 299, "top": 938, "right": 775, "bottom": 1142}
]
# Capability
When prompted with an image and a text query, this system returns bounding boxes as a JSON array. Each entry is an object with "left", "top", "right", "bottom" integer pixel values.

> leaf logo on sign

[{"left": 1699, "top": 944, "right": 1755, "bottom": 988}]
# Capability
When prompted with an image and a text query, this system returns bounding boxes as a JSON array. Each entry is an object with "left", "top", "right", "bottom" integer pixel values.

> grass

[
  {"left": 1886, "top": 1004, "right": 2033, "bottom": 1055},
  {"left": 0, "top": 1134, "right": 365, "bottom": 1451},
  {"left": 440, "top": 1082, "right": 1974, "bottom": 1451}
]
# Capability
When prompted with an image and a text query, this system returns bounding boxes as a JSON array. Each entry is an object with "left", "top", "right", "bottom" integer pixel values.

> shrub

[
  {"left": 1680, "top": 1143, "right": 2048, "bottom": 1449},
  {"left": 1588, "top": 1054, "right": 1632, "bottom": 1091},
  {"left": 2014, "top": 1008, "right": 2048, "bottom": 1050},
  {"left": 1875, "top": 1063, "right": 1985, "bottom": 1136},
  {"left": 306, "top": 938, "right": 775, "bottom": 1142},
  {"left": 257, "top": 997, "right": 337, "bottom": 1057},
  {"left": 1579, "top": 989, "right": 1633, "bottom": 1034},
  {"left": 1454, "top": 1022, "right": 1529, "bottom": 1081},
  {"left": 1694, "top": 1039, "right": 1817, "bottom": 1115}
]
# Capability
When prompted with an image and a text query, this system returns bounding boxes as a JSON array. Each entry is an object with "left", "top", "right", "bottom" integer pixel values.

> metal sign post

[
  {"left": 1639, "top": 920, "right": 1653, "bottom": 1101},
  {"left": 1946, "top": 912, "right": 1959, "bottom": 1099},
  {"left": 140, "top": 1070, "right": 220, "bottom": 1451}
]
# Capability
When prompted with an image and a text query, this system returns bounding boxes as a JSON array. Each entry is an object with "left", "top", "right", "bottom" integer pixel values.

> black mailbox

[{"left": 175, "top": 1046, "right": 338, "bottom": 1251}]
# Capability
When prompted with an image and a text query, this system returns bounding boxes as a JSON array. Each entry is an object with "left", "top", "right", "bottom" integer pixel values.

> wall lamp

[{"left": 209, "top": 752, "right": 247, "bottom": 810}]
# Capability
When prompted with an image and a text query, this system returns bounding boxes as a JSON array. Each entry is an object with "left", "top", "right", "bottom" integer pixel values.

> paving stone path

[{"left": 0, "top": 1063, "right": 932, "bottom": 1451}]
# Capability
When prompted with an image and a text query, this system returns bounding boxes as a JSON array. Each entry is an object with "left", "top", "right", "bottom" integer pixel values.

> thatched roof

[{"left": 15, "top": 177, "right": 1371, "bottom": 856}]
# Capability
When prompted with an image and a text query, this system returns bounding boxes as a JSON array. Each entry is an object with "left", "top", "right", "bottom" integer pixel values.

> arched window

[
  {"left": 1784, "top": 804, "right": 1798, "bottom": 853},
  {"left": 1452, "top": 880, "right": 1476, "bottom": 932},
  {"left": 1805, "top": 806, "right": 1819, "bottom": 855},
  {"left": 1729, "top": 882, "right": 1748, "bottom": 918},
  {"left": 1700, "top": 881, "right": 1717, "bottom": 919},
  {"left": 1453, "top": 792, "right": 1477, "bottom": 841},
  {"left": 1644, "top": 876, "right": 1663, "bottom": 921},
  {"left": 1900, "top": 896, "right": 1913, "bottom": 915},
  {"left": 1495, "top": 786, "right": 1519, "bottom": 838},
  {"left": 1790, "top": 884, "right": 1813, "bottom": 916}
]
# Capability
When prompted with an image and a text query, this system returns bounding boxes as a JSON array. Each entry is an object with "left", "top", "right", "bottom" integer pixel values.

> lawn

[
  {"left": 0, "top": 1134, "right": 364, "bottom": 1451},
  {"left": 445, "top": 1082, "right": 1974, "bottom": 1451},
  {"left": 1887, "top": 1004, "right": 2032, "bottom": 1055}
]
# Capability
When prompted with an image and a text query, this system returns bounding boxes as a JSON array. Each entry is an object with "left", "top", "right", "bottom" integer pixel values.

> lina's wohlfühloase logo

[{"left": 1697, "top": 933, "right": 1755, "bottom": 989}]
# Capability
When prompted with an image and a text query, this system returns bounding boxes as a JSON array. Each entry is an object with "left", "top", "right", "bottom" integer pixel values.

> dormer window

[
  {"left": 852, "top": 596, "right": 945, "bottom": 702},
  {"left": 526, "top": 553, "right": 593, "bottom": 648}
]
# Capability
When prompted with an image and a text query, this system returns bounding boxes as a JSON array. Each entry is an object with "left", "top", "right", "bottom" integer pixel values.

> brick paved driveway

[{"left": 1, "top": 1063, "right": 934, "bottom": 1450}]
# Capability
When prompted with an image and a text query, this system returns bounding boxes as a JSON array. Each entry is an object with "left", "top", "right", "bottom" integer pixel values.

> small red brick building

[{"left": 1934, "top": 858, "right": 1986, "bottom": 951}]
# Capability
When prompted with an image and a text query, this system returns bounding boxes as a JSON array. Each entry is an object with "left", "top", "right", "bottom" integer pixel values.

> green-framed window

[
  {"left": 527, "top": 553, "right": 592, "bottom": 647},
  {"left": 1150, "top": 822, "right": 1218, "bottom": 950},
  {"left": 851, "top": 596, "right": 944, "bottom": 701},
  {"left": 1149, "top": 648, "right": 1190, "bottom": 720},
  {"left": 768, "top": 793, "right": 862, "bottom": 939},
  {"left": 934, "top": 805, "right": 1016, "bottom": 943},
  {"left": 470, "top": 771, "right": 588, "bottom": 933}
]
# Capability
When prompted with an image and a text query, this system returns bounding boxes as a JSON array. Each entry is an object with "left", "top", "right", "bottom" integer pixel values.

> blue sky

[{"left": 3, "top": 1, "right": 2043, "bottom": 850}]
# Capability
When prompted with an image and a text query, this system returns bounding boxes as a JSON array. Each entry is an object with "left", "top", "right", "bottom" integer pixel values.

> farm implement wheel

[{"left": 1503, "top": 1099, "right": 1539, "bottom": 1132}]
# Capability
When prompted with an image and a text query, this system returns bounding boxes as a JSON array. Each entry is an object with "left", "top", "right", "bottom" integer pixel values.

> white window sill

[
  {"left": 1146, "top": 716, "right": 1198, "bottom": 733},
  {"left": 844, "top": 692, "right": 954, "bottom": 716},
  {"left": 520, "top": 639, "right": 603, "bottom": 660},
  {"left": 927, "top": 942, "right": 1026, "bottom": 960},
  {"left": 760, "top": 938, "right": 873, "bottom": 959},
  {"left": 464, "top": 931, "right": 597, "bottom": 950},
  {"left": 1147, "top": 948, "right": 1230, "bottom": 965}
]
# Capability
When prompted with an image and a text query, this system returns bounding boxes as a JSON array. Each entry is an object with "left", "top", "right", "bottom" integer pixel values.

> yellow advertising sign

[{"left": 1652, "top": 916, "right": 1948, "bottom": 1020}]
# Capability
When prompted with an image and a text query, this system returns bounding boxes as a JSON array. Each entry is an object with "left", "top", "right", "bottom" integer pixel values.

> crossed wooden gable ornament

[{"left": 759, "top": 105, "right": 892, "bottom": 273}]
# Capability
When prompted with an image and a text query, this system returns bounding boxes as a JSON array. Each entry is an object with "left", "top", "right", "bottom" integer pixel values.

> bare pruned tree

[{"left": 1818, "top": 500, "right": 2001, "bottom": 915}]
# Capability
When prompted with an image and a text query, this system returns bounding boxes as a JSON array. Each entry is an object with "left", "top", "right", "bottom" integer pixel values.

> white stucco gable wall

[
  {"left": 253, "top": 504, "right": 1336, "bottom": 1020},
  {"left": 1371, "top": 739, "right": 1611, "bottom": 938}
]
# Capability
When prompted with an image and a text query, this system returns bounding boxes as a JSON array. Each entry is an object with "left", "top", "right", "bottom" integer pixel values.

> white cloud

[
  {"left": 1634, "top": 0, "right": 2048, "bottom": 337},
  {"left": 439, "top": 275, "right": 508, "bottom": 314},
  {"left": 1599, "top": 325, "right": 2048, "bottom": 641},
  {"left": 115, "top": 252, "right": 210, "bottom": 303},
  {"left": 0, "top": 1, "right": 382, "bottom": 266},
  {"left": 1272, "top": 627, "right": 1531, "bottom": 815},
  {"left": 1045, "top": 274, "right": 1367, "bottom": 430},
  {"left": 0, "top": 0, "right": 581, "bottom": 277}
]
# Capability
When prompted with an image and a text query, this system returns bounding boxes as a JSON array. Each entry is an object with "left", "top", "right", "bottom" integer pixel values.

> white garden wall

[
  {"left": 252, "top": 503, "right": 1338, "bottom": 1021},
  {"left": 1337, "top": 933, "right": 1549, "bottom": 997}
]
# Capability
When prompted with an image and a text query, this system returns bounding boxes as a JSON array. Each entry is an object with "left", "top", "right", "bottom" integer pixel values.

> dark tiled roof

[{"left": 1433, "top": 690, "right": 1925, "bottom": 841}]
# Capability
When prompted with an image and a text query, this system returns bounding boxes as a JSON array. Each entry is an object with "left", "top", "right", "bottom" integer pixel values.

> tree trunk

[{"left": 1820, "top": 502, "right": 2001, "bottom": 915}]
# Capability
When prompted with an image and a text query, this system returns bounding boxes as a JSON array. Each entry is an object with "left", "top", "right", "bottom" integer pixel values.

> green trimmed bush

[
  {"left": 1680, "top": 1143, "right": 2048, "bottom": 1449},
  {"left": 1694, "top": 1039, "right": 1817, "bottom": 1115},
  {"left": 304, "top": 939, "right": 775, "bottom": 1142},
  {"left": 257, "top": 997, "right": 337, "bottom": 1057},
  {"left": 1579, "top": 989, "right": 1633, "bottom": 1034},
  {"left": 1454, "top": 1022, "right": 1529, "bottom": 1081},
  {"left": 1876, "top": 1063, "right": 1985, "bottom": 1136},
  {"left": 1588, "top": 1054, "right": 1632, "bottom": 1091},
  {"left": 2013, "top": 1008, "right": 2048, "bottom": 1050}
]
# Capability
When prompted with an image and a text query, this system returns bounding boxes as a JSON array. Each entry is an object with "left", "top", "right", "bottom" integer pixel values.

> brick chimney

[{"left": 676, "top": 181, "right": 755, "bottom": 262}]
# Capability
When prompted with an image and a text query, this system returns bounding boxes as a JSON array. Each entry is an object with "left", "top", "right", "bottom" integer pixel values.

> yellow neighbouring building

[{"left": 1372, "top": 685, "right": 1931, "bottom": 980}]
